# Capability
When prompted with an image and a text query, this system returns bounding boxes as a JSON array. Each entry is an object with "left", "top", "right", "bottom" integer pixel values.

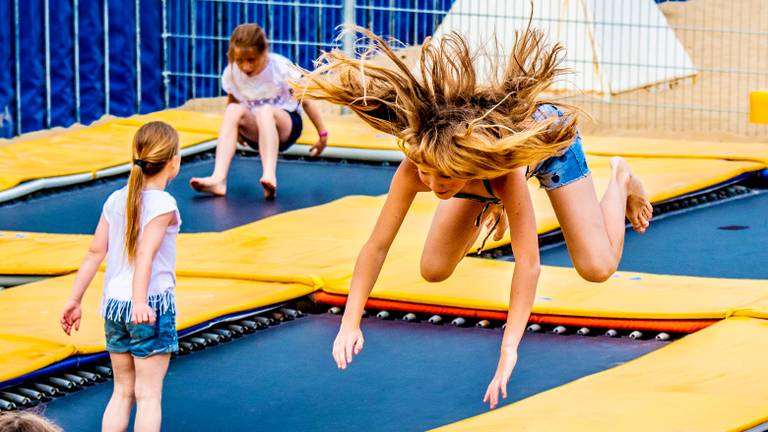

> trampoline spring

[
  {"left": 526, "top": 323, "right": 542, "bottom": 333},
  {"left": 375, "top": 310, "right": 391, "bottom": 320},
  {"left": 239, "top": 320, "right": 264, "bottom": 331},
  {"left": 0, "top": 399, "right": 17, "bottom": 411},
  {"left": 62, "top": 373, "right": 88, "bottom": 386},
  {"left": 211, "top": 329, "right": 233, "bottom": 341},
  {"left": 450, "top": 317, "right": 467, "bottom": 327},
  {"left": 327, "top": 306, "right": 342, "bottom": 315},
  {"left": 93, "top": 365, "right": 113, "bottom": 378},
  {"left": 279, "top": 307, "right": 303, "bottom": 319},
  {"left": 31, "top": 383, "right": 61, "bottom": 397},
  {"left": 75, "top": 370, "right": 101, "bottom": 382},
  {"left": 427, "top": 315, "right": 443, "bottom": 325},
  {"left": 629, "top": 331, "right": 644, "bottom": 340},
  {"left": 576, "top": 327, "right": 591, "bottom": 336},
  {"left": 226, "top": 324, "right": 245, "bottom": 336},
  {"left": 270, "top": 311, "right": 288, "bottom": 322},
  {"left": 401, "top": 313, "right": 418, "bottom": 322},
  {"left": 361, "top": 309, "right": 368, "bottom": 318},
  {"left": 253, "top": 316, "right": 273, "bottom": 327},
  {"left": 179, "top": 342, "right": 194, "bottom": 354},
  {"left": 605, "top": 329, "right": 619, "bottom": 338},
  {"left": 655, "top": 332, "right": 671, "bottom": 341},
  {"left": 0, "top": 392, "right": 32, "bottom": 407},
  {"left": 501, "top": 323, "right": 507, "bottom": 330},
  {"left": 48, "top": 377, "right": 76, "bottom": 390},
  {"left": 475, "top": 320, "right": 491, "bottom": 328},
  {"left": 187, "top": 336, "right": 208, "bottom": 347},
  {"left": 14, "top": 388, "right": 47, "bottom": 401},
  {"left": 552, "top": 325, "right": 568, "bottom": 335},
  {"left": 201, "top": 332, "right": 222, "bottom": 345}
]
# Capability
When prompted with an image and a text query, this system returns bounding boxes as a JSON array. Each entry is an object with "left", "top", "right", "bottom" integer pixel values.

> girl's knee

[
  {"left": 134, "top": 384, "right": 162, "bottom": 403},
  {"left": 112, "top": 382, "right": 135, "bottom": 400},
  {"left": 420, "top": 259, "right": 454, "bottom": 283},
  {"left": 252, "top": 106, "right": 276, "bottom": 123},
  {"left": 574, "top": 258, "right": 616, "bottom": 283}
]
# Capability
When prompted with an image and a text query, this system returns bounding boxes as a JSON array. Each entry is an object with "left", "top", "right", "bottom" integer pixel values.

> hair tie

[{"left": 133, "top": 159, "right": 146, "bottom": 169}]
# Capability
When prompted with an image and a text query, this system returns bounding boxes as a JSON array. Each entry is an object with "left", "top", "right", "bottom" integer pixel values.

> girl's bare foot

[
  {"left": 260, "top": 177, "right": 277, "bottom": 201},
  {"left": 611, "top": 157, "right": 653, "bottom": 233},
  {"left": 190, "top": 177, "right": 227, "bottom": 196}
]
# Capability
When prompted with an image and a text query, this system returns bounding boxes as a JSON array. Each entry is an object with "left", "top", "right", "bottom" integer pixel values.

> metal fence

[
  {"left": 164, "top": 0, "right": 768, "bottom": 136},
  {"left": 2, "top": 0, "right": 766, "bottom": 138}
]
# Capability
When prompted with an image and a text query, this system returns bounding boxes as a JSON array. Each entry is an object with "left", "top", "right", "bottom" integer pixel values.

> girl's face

[
  {"left": 234, "top": 47, "right": 268, "bottom": 76},
  {"left": 417, "top": 168, "right": 468, "bottom": 200}
]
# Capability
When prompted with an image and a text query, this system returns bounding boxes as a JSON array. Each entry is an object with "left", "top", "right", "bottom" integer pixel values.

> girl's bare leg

[
  {"left": 189, "top": 103, "right": 261, "bottom": 196},
  {"left": 420, "top": 198, "right": 486, "bottom": 282},
  {"left": 133, "top": 353, "right": 171, "bottom": 432},
  {"left": 547, "top": 156, "right": 652, "bottom": 282},
  {"left": 102, "top": 353, "right": 135, "bottom": 432}
]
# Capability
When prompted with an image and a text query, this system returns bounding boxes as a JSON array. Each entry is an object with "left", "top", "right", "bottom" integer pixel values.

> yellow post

[{"left": 749, "top": 91, "right": 768, "bottom": 124}]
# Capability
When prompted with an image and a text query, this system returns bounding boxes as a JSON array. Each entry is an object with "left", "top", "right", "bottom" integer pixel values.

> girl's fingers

[
  {"left": 74, "top": 318, "right": 80, "bottom": 331},
  {"left": 345, "top": 341, "right": 354, "bottom": 364},
  {"left": 354, "top": 336, "right": 364, "bottom": 354}
]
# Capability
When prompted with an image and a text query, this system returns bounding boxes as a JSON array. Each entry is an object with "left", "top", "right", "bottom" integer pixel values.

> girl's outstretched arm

[
  {"left": 61, "top": 216, "right": 109, "bottom": 335},
  {"left": 483, "top": 168, "right": 541, "bottom": 409},
  {"left": 333, "top": 159, "right": 423, "bottom": 369},
  {"left": 300, "top": 99, "right": 328, "bottom": 156},
  {"left": 130, "top": 212, "right": 176, "bottom": 325}
]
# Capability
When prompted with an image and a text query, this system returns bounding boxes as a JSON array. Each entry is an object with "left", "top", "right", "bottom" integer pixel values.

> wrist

[{"left": 318, "top": 130, "right": 329, "bottom": 138}]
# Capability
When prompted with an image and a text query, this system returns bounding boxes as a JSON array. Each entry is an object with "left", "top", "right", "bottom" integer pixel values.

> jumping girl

[
  {"left": 190, "top": 23, "right": 329, "bottom": 200},
  {"left": 61, "top": 121, "right": 182, "bottom": 431},
  {"left": 298, "top": 28, "right": 653, "bottom": 409}
]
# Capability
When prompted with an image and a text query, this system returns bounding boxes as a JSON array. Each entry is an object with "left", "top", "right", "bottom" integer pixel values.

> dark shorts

[
  {"left": 527, "top": 104, "right": 591, "bottom": 190},
  {"left": 239, "top": 109, "right": 303, "bottom": 152},
  {"left": 105, "top": 312, "right": 178, "bottom": 358}
]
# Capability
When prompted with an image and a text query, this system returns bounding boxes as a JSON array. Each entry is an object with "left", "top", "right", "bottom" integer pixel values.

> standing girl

[
  {"left": 190, "top": 23, "right": 329, "bottom": 200},
  {"left": 299, "top": 28, "right": 653, "bottom": 409},
  {"left": 61, "top": 121, "right": 182, "bottom": 431}
]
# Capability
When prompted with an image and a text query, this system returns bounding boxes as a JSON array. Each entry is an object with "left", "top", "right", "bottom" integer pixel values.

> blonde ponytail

[{"left": 125, "top": 121, "right": 179, "bottom": 262}]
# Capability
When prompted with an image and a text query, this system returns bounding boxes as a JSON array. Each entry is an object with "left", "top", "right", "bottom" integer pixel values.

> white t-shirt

[
  {"left": 221, "top": 53, "right": 302, "bottom": 113},
  {"left": 100, "top": 186, "right": 181, "bottom": 321}
]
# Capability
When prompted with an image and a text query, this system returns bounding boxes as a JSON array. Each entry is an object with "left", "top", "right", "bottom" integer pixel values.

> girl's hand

[
  {"left": 60, "top": 299, "right": 82, "bottom": 335},
  {"left": 131, "top": 302, "right": 156, "bottom": 325},
  {"left": 485, "top": 204, "right": 508, "bottom": 241},
  {"left": 309, "top": 133, "right": 328, "bottom": 157},
  {"left": 483, "top": 346, "right": 518, "bottom": 409},
  {"left": 332, "top": 325, "right": 364, "bottom": 370}
]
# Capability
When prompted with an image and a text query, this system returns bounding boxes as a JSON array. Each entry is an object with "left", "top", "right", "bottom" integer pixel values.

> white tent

[{"left": 432, "top": 0, "right": 698, "bottom": 98}]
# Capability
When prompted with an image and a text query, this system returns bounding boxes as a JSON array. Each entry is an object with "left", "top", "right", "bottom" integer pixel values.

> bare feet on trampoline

[
  {"left": 612, "top": 156, "right": 653, "bottom": 233},
  {"left": 260, "top": 177, "right": 277, "bottom": 200},
  {"left": 190, "top": 176, "right": 227, "bottom": 196}
]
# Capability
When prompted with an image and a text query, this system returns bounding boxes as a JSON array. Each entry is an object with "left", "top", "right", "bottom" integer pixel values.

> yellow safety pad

[
  {"left": 114, "top": 110, "right": 224, "bottom": 136},
  {"left": 750, "top": 90, "right": 768, "bottom": 124},
  {"left": 0, "top": 272, "right": 313, "bottom": 382},
  {"left": 321, "top": 251, "right": 768, "bottom": 320},
  {"left": 0, "top": 155, "right": 762, "bottom": 277},
  {"left": 0, "top": 335, "right": 76, "bottom": 383},
  {"left": 0, "top": 122, "right": 216, "bottom": 192},
  {"left": 296, "top": 114, "right": 401, "bottom": 150},
  {"left": 0, "top": 232, "right": 90, "bottom": 275},
  {"left": 432, "top": 317, "right": 768, "bottom": 432},
  {"left": 582, "top": 135, "right": 768, "bottom": 165}
]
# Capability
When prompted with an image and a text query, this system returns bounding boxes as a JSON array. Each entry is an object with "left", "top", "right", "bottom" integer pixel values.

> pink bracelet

[{"left": 319, "top": 131, "right": 329, "bottom": 138}]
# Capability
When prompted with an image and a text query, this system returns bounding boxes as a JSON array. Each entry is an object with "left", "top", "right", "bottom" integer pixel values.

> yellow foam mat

[
  {"left": 114, "top": 110, "right": 224, "bottom": 136},
  {"left": 0, "top": 272, "right": 314, "bottom": 382},
  {"left": 321, "top": 251, "right": 768, "bottom": 319},
  {"left": 432, "top": 317, "right": 768, "bottom": 432},
  {"left": 1, "top": 155, "right": 760, "bottom": 277},
  {"left": 0, "top": 121, "right": 216, "bottom": 192}
]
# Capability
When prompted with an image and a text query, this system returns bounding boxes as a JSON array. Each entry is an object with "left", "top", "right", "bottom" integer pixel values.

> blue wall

[{"left": 0, "top": 0, "right": 452, "bottom": 138}]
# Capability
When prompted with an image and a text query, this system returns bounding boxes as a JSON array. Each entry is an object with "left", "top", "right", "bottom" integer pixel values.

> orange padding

[{"left": 313, "top": 292, "right": 717, "bottom": 333}]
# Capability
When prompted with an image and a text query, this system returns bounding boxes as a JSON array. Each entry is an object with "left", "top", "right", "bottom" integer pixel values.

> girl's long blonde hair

[
  {"left": 298, "top": 26, "right": 579, "bottom": 178},
  {"left": 126, "top": 121, "right": 179, "bottom": 262}
]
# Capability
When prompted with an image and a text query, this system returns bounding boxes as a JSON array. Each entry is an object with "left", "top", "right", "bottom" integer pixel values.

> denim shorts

[
  {"left": 105, "top": 312, "right": 178, "bottom": 358},
  {"left": 527, "top": 104, "right": 591, "bottom": 190}
]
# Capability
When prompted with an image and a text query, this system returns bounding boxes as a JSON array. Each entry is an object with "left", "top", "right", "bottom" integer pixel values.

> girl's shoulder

[{"left": 143, "top": 190, "right": 178, "bottom": 209}]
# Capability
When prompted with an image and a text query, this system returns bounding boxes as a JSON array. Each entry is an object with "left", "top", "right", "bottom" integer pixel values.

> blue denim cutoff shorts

[
  {"left": 105, "top": 311, "right": 178, "bottom": 358},
  {"left": 526, "top": 104, "right": 591, "bottom": 190}
]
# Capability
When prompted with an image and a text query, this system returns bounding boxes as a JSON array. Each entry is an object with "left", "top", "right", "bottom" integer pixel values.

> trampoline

[{"left": 1, "top": 118, "right": 768, "bottom": 431}]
